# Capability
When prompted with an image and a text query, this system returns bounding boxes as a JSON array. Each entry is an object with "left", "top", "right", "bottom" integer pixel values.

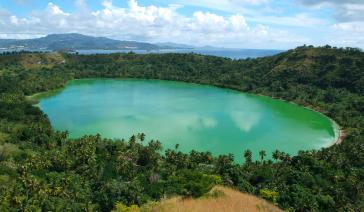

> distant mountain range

[
  {"left": 0, "top": 33, "right": 175, "bottom": 51},
  {"left": 0, "top": 34, "right": 284, "bottom": 59}
]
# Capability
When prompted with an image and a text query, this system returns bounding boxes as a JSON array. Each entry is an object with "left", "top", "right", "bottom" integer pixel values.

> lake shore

[
  {"left": 256, "top": 94, "right": 343, "bottom": 147},
  {"left": 334, "top": 128, "right": 345, "bottom": 145}
]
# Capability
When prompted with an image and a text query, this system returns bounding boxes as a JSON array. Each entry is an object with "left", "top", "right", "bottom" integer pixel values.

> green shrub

[
  {"left": 166, "top": 170, "right": 221, "bottom": 198},
  {"left": 259, "top": 189, "right": 278, "bottom": 203},
  {"left": 112, "top": 202, "right": 140, "bottom": 212}
]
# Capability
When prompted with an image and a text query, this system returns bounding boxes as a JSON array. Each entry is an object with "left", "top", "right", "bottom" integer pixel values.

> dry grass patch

[
  {"left": 145, "top": 186, "right": 282, "bottom": 212},
  {"left": 20, "top": 53, "right": 65, "bottom": 69}
]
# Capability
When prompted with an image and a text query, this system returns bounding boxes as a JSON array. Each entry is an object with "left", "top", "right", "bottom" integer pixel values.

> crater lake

[{"left": 34, "top": 79, "right": 339, "bottom": 162}]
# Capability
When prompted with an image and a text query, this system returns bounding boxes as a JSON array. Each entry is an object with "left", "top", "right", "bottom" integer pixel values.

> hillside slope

[{"left": 146, "top": 186, "right": 282, "bottom": 212}]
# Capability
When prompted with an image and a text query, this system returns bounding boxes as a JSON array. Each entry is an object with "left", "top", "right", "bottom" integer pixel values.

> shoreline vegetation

[
  {"left": 30, "top": 77, "right": 343, "bottom": 149},
  {"left": 0, "top": 46, "right": 363, "bottom": 211}
]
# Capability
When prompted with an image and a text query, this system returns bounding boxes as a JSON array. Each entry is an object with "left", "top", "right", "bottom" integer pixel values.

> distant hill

[
  {"left": 0, "top": 33, "right": 160, "bottom": 51},
  {"left": 155, "top": 42, "right": 195, "bottom": 49}
]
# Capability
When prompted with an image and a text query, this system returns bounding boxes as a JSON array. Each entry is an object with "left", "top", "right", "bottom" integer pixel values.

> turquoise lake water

[{"left": 36, "top": 79, "right": 338, "bottom": 162}]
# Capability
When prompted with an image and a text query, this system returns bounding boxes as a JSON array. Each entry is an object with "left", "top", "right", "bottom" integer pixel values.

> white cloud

[
  {"left": 231, "top": 0, "right": 269, "bottom": 4},
  {"left": 230, "top": 14, "right": 249, "bottom": 31},
  {"left": 189, "top": 12, "right": 244, "bottom": 33},
  {"left": 299, "top": 0, "right": 363, "bottom": 7},
  {"left": 299, "top": 0, "right": 364, "bottom": 47},
  {"left": 173, "top": 0, "right": 329, "bottom": 31},
  {"left": 0, "top": 0, "right": 306, "bottom": 48},
  {"left": 247, "top": 13, "right": 327, "bottom": 28},
  {"left": 201, "top": 117, "right": 218, "bottom": 128},
  {"left": 10, "top": 16, "right": 19, "bottom": 25},
  {"left": 47, "top": 2, "right": 69, "bottom": 16},
  {"left": 334, "top": 3, "right": 364, "bottom": 22},
  {"left": 173, "top": 0, "right": 264, "bottom": 15},
  {"left": 230, "top": 110, "right": 260, "bottom": 132},
  {"left": 330, "top": 21, "right": 364, "bottom": 46},
  {"left": 299, "top": 0, "right": 364, "bottom": 22},
  {"left": 0, "top": 0, "right": 362, "bottom": 48}
]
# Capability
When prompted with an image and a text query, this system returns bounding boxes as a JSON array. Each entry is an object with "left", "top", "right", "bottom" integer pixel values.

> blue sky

[{"left": 0, "top": 0, "right": 363, "bottom": 49}]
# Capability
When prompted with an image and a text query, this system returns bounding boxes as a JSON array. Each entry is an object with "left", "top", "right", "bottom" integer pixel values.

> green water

[{"left": 36, "top": 79, "right": 338, "bottom": 162}]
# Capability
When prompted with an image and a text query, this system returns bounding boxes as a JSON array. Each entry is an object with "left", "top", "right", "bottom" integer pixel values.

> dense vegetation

[{"left": 0, "top": 46, "right": 363, "bottom": 211}]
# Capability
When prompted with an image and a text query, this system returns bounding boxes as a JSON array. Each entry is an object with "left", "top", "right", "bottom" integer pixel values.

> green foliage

[
  {"left": 166, "top": 170, "right": 221, "bottom": 198},
  {"left": 259, "top": 189, "right": 278, "bottom": 203},
  {"left": 0, "top": 143, "right": 19, "bottom": 161},
  {"left": 0, "top": 46, "right": 363, "bottom": 211},
  {"left": 112, "top": 202, "right": 140, "bottom": 212}
]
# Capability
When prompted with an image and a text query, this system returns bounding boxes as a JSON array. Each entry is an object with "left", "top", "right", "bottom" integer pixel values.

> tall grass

[{"left": 145, "top": 186, "right": 282, "bottom": 212}]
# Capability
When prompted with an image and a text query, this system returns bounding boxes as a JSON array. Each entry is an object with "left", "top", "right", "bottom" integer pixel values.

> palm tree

[
  {"left": 272, "top": 150, "right": 281, "bottom": 162},
  {"left": 259, "top": 150, "right": 266, "bottom": 162},
  {"left": 129, "top": 135, "right": 137, "bottom": 146},
  {"left": 243, "top": 149, "right": 252, "bottom": 164},
  {"left": 138, "top": 133, "right": 145, "bottom": 142},
  {"left": 130, "top": 135, "right": 136, "bottom": 142}
]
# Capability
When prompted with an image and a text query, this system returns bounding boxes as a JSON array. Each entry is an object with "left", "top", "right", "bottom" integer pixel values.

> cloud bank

[
  {"left": 299, "top": 0, "right": 364, "bottom": 48},
  {"left": 0, "top": 0, "right": 307, "bottom": 48},
  {"left": 0, "top": 0, "right": 363, "bottom": 48}
]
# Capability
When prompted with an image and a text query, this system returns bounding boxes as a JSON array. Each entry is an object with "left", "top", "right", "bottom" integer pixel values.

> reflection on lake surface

[{"left": 36, "top": 79, "right": 338, "bottom": 162}]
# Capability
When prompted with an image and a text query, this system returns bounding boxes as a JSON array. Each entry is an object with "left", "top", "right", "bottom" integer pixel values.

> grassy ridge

[{"left": 146, "top": 186, "right": 282, "bottom": 212}]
